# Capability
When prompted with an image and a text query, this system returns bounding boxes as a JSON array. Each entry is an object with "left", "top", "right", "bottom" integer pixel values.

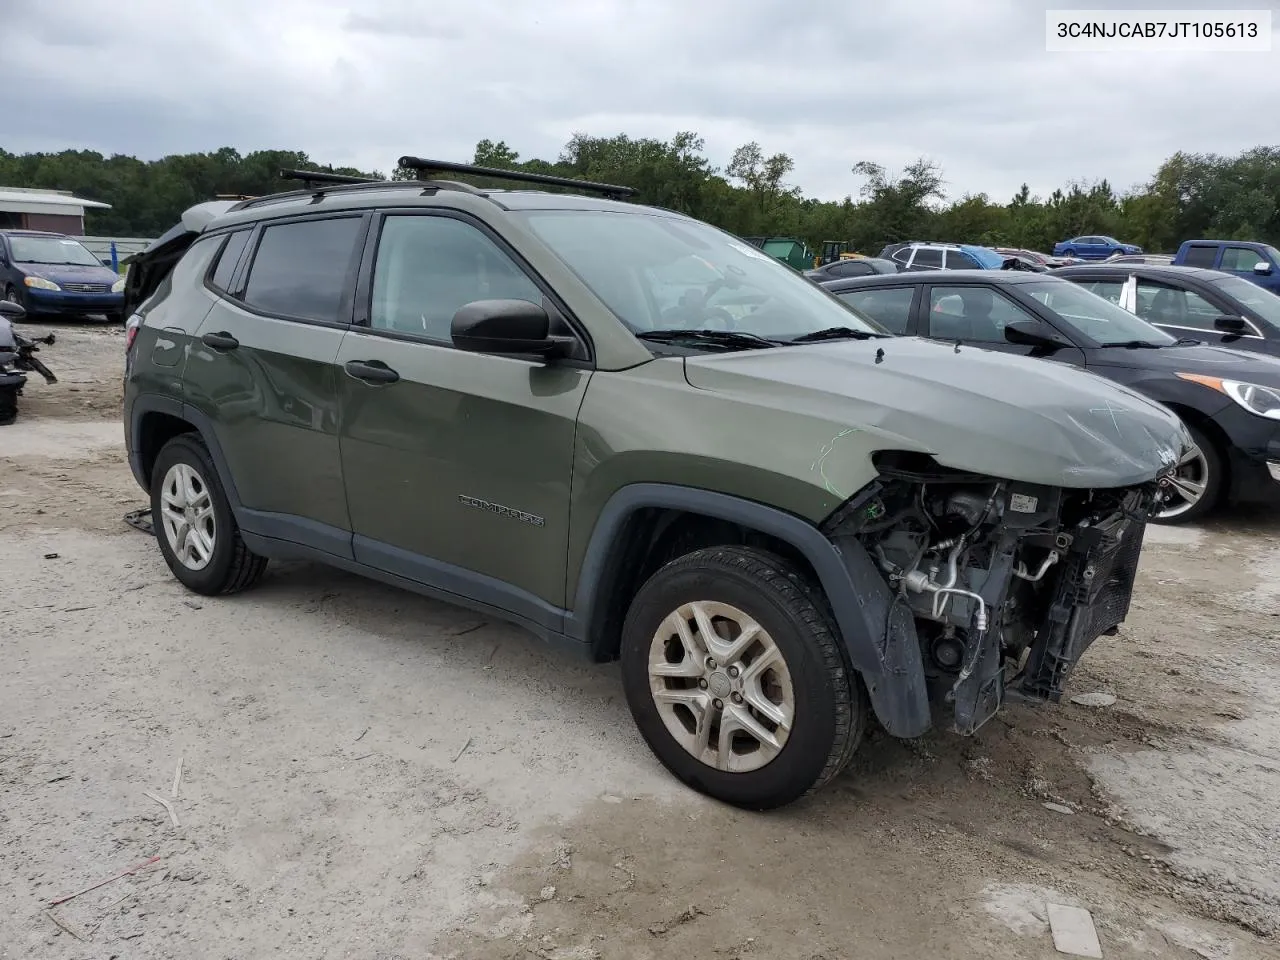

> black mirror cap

[
  {"left": 1213, "top": 314, "right": 1248, "bottom": 332},
  {"left": 451, "top": 298, "right": 568, "bottom": 357},
  {"left": 0, "top": 299, "right": 26, "bottom": 321},
  {"left": 1004, "top": 318, "right": 1064, "bottom": 348}
]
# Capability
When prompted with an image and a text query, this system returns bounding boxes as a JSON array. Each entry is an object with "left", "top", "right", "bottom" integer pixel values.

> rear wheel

[
  {"left": 620, "top": 545, "right": 864, "bottom": 809},
  {"left": 150, "top": 433, "right": 267, "bottom": 594},
  {"left": 1153, "top": 423, "right": 1223, "bottom": 524}
]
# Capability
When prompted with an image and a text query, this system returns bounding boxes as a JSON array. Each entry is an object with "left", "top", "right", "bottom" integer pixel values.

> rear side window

[
  {"left": 209, "top": 229, "right": 251, "bottom": 292},
  {"left": 241, "top": 217, "right": 363, "bottom": 323},
  {"left": 912, "top": 248, "right": 943, "bottom": 268},
  {"left": 836, "top": 286, "right": 915, "bottom": 334},
  {"left": 1181, "top": 244, "right": 1218, "bottom": 268}
]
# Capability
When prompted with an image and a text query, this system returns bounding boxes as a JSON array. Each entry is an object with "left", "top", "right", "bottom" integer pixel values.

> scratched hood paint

[{"left": 682, "top": 336, "right": 1192, "bottom": 489}]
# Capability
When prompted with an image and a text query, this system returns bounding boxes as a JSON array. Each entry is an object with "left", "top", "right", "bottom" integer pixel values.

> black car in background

[
  {"left": 803, "top": 256, "right": 898, "bottom": 282},
  {"left": 821, "top": 270, "right": 1280, "bottom": 523},
  {"left": 1053, "top": 263, "right": 1280, "bottom": 358}
]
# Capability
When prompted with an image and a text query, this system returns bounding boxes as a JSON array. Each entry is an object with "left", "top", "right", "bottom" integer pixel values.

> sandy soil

[{"left": 2, "top": 322, "right": 1278, "bottom": 959}]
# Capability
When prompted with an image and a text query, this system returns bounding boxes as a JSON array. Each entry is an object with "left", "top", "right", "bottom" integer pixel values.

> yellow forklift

[{"left": 815, "top": 240, "right": 863, "bottom": 268}]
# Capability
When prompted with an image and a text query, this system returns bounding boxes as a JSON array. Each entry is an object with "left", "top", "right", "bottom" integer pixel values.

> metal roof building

[{"left": 0, "top": 186, "right": 111, "bottom": 236}]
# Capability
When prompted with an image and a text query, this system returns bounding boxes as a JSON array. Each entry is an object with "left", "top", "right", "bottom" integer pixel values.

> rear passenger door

[
  {"left": 335, "top": 210, "right": 592, "bottom": 623},
  {"left": 184, "top": 213, "right": 368, "bottom": 558}
]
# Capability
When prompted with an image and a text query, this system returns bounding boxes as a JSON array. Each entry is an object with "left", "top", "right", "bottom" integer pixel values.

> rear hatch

[{"left": 121, "top": 200, "right": 243, "bottom": 318}]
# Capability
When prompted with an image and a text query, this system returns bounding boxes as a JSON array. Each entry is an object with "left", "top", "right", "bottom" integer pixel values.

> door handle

[
  {"left": 344, "top": 359, "right": 400, "bottom": 384},
  {"left": 201, "top": 331, "right": 239, "bottom": 350}
]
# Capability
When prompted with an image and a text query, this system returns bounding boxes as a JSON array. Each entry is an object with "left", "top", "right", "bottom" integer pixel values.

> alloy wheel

[
  {"left": 647, "top": 600, "right": 795, "bottom": 773},
  {"left": 158, "top": 462, "right": 217, "bottom": 570},
  {"left": 1155, "top": 442, "right": 1210, "bottom": 520}
]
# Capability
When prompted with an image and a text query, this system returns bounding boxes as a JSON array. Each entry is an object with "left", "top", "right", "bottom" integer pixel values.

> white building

[{"left": 0, "top": 186, "right": 111, "bottom": 236}]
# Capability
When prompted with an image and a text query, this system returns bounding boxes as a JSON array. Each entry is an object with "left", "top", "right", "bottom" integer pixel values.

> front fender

[{"left": 565, "top": 482, "right": 931, "bottom": 738}]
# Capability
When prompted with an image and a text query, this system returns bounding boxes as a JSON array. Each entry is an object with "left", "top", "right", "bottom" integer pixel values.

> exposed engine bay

[{"left": 823, "top": 451, "right": 1158, "bottom": 735}]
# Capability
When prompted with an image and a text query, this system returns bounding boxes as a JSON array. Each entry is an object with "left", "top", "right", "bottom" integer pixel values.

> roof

[
  {"left": 188, "top": 180, "right": 677, "bottom": 237},
  {"left": 820, "top": 269, "right": 1057, "bottom": 292},
  {"left": 1052, "top": 263, "right": 1227, "bottom": 281},
  {"left": 0, "top": 187, "right": 111, "bottom": 215}
]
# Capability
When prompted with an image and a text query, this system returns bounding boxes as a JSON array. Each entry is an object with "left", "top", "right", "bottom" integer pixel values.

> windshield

[
  {"left": 1211, "top": 274, "right": 1280, "bottom": 326},
  {"left": 1019, "top": 279, "right": 1176, "bottom": 346},
  {"left": 10, "top": 235, "right": 103, "bottom": 267},
  {"left": 518, "top": 210, "right": 884, "bottom": 340}
]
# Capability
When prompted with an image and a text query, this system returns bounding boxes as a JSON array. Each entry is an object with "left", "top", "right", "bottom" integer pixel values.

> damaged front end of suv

[{"left": 821, "top": 450, "right": 1163, "bottom": 736}]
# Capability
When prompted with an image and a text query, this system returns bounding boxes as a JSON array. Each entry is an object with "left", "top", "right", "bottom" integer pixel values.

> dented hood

[{"left": 682, "top": 337, "right": 1192, "bottom": 488}]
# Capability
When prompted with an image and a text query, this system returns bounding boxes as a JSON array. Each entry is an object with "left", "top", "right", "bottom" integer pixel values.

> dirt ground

[{"left": 2, "top": 320, "right": 1279, "bottom": 960}]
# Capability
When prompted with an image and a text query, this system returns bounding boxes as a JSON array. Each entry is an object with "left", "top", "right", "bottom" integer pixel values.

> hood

[
  {"left": 1088, "top": 342, "right": 1280, "bottom": 383},
  {"left": 18, "top": 261, "right": 120, "bottom": 285},
  {"left": 682, "top": 337, "right": 1191, "bottom": 489}
]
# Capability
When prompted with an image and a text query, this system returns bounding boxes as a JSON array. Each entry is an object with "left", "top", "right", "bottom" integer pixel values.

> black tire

[
  {"left": 1152, "top": 422, "right": 1224, "bottom": 525},
  {"left": 3, "top": 286, "right": 20, "bottom": 309},
  {"left": 620, "top": 545, "right": 865, "bottom": 810},
  {"left": 149, "top": 433, "right": 267, "bottom": 595},
  {"left": 0, "top": 383, "right": 17, "bottom": 425}
]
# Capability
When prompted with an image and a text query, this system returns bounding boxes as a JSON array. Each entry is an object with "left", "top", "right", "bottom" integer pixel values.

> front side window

[
  {"left": 831, "top": 260, "right": 872, "bottom": 278},
  {"left": 369, "top": 214, "right": 542, "bottom": 340},
  {"left": 1017, "top": 279, "right": 1173, "bottom": 344},
  {"left": 1133, "top": 280, "right": 1221, "bottom": 331},
  {"left": 241, "top": 217, "right": 363, "bottom": 323},
  {"left": 517, "top": 210, "right": 882, "bottom": 340},
  {"left": 1209, "top": 275, "right": 1280, "bottom": 327},
  {"left": 927, "top": 285, "right": 1038, "bottom": 343},
  {"left": 1219, "top": 246, "right": 1266, "bottom": 272},
  {"left": 912, "top": 247, "right": 943, "bottom": 268},
  {"left": 9, "top": 234, "right": 102, "bottom": 267},
  {"left": 944, "top": 250, "right": 980, "bottom": 269}
]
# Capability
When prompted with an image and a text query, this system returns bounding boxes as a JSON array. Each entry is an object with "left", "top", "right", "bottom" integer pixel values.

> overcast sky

[{"left": 9, "top": 0, "right": 1278, "bottom": 204}]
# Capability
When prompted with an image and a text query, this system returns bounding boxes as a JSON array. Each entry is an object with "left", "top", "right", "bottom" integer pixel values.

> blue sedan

[{"left": 1052, "top": 235, "right": 1143, "bottom": 259}]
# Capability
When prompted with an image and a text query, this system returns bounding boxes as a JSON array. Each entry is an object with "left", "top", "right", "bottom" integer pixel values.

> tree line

[{"left": 2, "top": 135, "right": 1277, "bottom": 254}]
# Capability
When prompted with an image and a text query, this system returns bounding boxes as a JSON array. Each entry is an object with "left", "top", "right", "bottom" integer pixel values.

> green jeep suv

[{"left": 121, "top": 159, "right": 1191, "bottom": 809}]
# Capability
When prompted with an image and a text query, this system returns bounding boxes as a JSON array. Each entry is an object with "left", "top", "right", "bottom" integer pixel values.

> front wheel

[
  {"left": 620, "top": 545, "right": 865, "bottom": 809},
  {"left": 1153, "top": 423, "right": 1223, "bottom": 524},
  {"left": 150, "top": 433, "right": 268, "bottom": 594}
]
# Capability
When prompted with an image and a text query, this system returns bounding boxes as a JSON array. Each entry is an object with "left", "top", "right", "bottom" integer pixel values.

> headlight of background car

[
  {"left": 112, "top": 277, "right": 126, "bottom": 293},
  {"left": 24, "top": 275, "right": 61, "bottom": 292},
  {"left": 1177, "top": 373, "right": 1280, "bottom": 420}
]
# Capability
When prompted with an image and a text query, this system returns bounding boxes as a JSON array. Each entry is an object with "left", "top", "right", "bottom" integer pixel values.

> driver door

[{"left": 337, "top": 211, "right": 593, "bottom": 622}]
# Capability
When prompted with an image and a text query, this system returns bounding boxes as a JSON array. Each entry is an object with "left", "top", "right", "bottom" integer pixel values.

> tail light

[{"left": 124, "top": 313, "right": 142, "bottom": 353}]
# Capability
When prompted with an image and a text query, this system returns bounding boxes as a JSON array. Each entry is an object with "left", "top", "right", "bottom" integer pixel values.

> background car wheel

[
  {"left": 4, "top": 286, "right": 20, "bottom": 308},
  {"left": 620, "top": 545, "right": 864, "bottom": 810},
  {"left": 150, "top": 433, "right": 267, "bottom": 595},
  {"left": 1153, "top": 423, "right": 1223, "bottom": 524}
]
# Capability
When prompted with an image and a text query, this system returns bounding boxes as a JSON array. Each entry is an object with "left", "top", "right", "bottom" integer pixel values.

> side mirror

[
  {"left": 0, "top": 299, "right": 26, "bottom": 321},
  {"left": 451, "top": 299, "right": 569, "bottom": 358},
  {"left": 1253, "top": 261, "right": 1273, "bottom": 275},
  {"left": 1213, "top": 315, "right": 1247, "bottom": 333},
  {"left": 1004, "top": 319, "right": 1066, "bottom": 348}
]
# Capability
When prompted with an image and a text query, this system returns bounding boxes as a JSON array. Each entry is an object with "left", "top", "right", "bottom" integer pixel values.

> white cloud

[{"left": 9, "top": 0, "right": 1279, "bottom": 203}]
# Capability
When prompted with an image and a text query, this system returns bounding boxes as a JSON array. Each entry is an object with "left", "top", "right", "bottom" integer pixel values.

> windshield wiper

[
  {"left": 1101, "top": 339, "right": 1163, "bottom": 349},
  {"left": 1170, "top": 337, "right": 1202, "bottom": 346},
  {"left": 636, "top": 329, "right": 783, "bottom": 350},
  {"left": 787, "top": 326, "right": 888, "bottom": 344}
]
